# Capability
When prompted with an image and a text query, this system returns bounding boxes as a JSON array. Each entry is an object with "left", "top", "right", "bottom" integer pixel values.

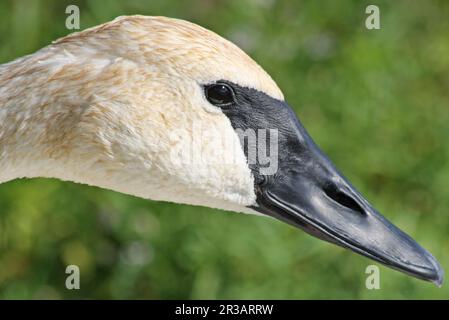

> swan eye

[{"left": 205, "top": 83, "right": 235, "bottom": 106}]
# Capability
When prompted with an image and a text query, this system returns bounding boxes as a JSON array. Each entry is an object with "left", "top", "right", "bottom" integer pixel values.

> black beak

[{"left": 250, "top": 102, "right": 443, "bottom": 285}]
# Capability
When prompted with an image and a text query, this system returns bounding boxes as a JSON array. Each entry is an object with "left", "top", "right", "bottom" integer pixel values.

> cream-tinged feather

[{"left": 0, "top": 15, "right": 284, "bottom": 214}]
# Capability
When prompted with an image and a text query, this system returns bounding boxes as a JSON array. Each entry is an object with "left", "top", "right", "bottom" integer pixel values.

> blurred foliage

[{"left": 0, "top": 0, "right": 449, "bottom": 299}]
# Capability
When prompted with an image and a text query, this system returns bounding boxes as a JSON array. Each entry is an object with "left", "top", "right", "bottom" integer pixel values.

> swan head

[{"left": 18, "top": 16, "right": 442, "bottom": 284}]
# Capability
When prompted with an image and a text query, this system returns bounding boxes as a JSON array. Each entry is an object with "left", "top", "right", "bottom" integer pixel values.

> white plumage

[{"left": 0, "top": 15, "right": 282, "bottom": 214}]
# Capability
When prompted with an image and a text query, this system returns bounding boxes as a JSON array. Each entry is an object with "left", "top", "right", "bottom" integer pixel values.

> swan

[{"left": 0, "top": 15, "right": 443, "bottom": 285}]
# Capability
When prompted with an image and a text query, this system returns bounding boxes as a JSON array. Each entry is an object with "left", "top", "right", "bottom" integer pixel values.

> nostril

[{"left": 323, "top": 184, "right": 365, "bottom": 215}]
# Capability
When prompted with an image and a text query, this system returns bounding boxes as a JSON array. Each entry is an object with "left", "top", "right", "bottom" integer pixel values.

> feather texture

[{"left": 0, "top": 16, "right": 285, "bottom": 214}]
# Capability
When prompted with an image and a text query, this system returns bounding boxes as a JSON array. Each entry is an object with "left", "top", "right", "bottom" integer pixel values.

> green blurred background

[{"left": 0, "top": 0, "right": 448, "bottom": 299}]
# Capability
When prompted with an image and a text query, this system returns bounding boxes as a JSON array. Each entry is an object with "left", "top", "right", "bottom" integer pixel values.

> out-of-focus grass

[{"left": 0, "top": 0, "right": 448, "bottom": 299}]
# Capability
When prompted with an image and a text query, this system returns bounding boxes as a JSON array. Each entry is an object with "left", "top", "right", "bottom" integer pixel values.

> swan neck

[{"left": 0, "top": 55, "right": 72, "bottom": 183}]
